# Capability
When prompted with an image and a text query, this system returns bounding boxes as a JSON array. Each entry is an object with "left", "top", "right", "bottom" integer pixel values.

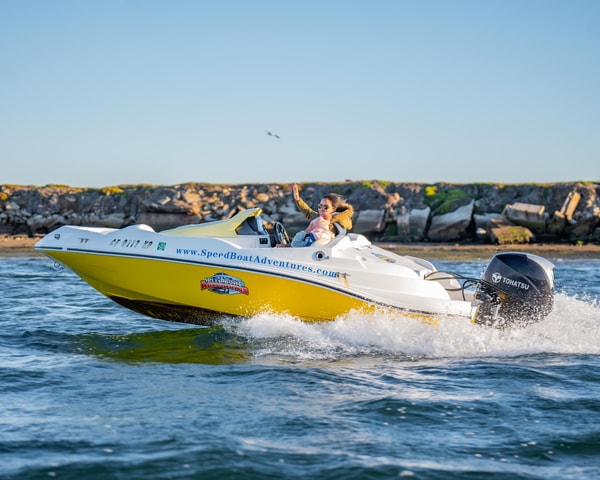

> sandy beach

[
  {"left": 3, "top": 233, "right": 599, "bottom": 260},
  {"left": 1, "top": 235, "right": 44, "bottom": 255}
]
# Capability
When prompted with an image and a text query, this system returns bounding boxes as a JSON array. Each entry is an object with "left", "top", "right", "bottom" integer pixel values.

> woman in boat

[
  {"left": 296, "top": 203, "right": 335, "bottom": 247},
  {"left": 289, "top": 183, "right": 354, "bottom": 247}
]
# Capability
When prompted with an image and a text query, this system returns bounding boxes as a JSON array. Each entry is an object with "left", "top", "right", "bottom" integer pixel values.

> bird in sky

[{"left": 265, "top": 130, "right": 280, "bottom": 139}]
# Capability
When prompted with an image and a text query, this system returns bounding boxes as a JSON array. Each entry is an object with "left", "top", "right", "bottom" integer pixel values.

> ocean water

[{"left": 1, "top": 252, "right": 600, "bottom": 479}]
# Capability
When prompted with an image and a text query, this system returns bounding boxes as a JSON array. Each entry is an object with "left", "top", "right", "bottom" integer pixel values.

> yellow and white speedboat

[{"left": 35, "top": 208, "right": 555, "bottom": 327}]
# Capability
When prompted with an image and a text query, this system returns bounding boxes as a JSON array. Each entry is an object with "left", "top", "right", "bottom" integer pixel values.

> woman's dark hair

[{"left": 322, "top": 193, "right": 342, "bottom": 211}]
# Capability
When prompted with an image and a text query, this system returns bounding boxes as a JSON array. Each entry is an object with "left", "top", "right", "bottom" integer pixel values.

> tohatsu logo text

[{"left": 491, "top": 272, "right": 530, "bottom": 290}]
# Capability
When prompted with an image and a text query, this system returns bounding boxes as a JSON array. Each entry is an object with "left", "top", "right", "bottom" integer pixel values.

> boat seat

[
  {"left": 333, "top": 222, "right": 347, "bottom": 236},
  {"left": 313, "top": 237, "right": 332, "bottom": 246},
  {"left": 161, "top": 208, "right": 267, "bottom": 238}
]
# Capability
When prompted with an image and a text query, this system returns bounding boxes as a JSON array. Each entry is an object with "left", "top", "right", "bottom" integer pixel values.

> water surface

[{"left": 1, "top": 254, "right": 599, "bottom": 479}]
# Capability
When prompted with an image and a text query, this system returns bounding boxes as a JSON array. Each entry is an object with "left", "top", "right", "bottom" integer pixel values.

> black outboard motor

[{"left": 474, "top": 252, "right": 554, "bottom": 328}]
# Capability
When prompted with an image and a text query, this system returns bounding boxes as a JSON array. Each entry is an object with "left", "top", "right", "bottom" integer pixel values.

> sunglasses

[{"left": 317, "top": 204, "right": 332, "bottom": 210}]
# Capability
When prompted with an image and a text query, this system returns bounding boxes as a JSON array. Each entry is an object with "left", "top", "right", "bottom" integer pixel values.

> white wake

[{"left": 225, "top": 293, "right": 600, "bottom": 359}]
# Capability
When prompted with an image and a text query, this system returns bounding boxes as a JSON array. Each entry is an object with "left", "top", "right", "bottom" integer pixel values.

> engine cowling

[{"left": 474, "top": 252, "right": 554, "bottom": 328}]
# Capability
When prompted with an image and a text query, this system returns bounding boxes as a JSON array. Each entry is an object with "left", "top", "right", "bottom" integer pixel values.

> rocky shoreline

[{"left": 1, "top": 181, "right": 599, "bottom": 247}]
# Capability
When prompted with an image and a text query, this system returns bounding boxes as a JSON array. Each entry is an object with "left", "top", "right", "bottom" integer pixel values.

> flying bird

[{"left": 266, "top": 130, "right": 280, "bottom": 139}]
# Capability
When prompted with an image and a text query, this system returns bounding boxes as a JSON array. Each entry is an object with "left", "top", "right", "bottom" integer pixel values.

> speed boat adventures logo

[{"left": 200, "top": 273, "right": 249, "bottom": 295}]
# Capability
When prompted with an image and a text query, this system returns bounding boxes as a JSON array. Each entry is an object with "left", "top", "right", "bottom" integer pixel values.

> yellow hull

[{"left": 46, "top": 250, "right": 377, "bottom": 324}]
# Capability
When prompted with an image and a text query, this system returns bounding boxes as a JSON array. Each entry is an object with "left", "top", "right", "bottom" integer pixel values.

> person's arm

[{"left": 292, "top": 184, "right": 318, "bottom": 221}]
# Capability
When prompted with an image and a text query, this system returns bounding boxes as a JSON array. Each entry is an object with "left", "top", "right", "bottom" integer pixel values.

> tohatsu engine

[{"left": 473, "top": 252, "right": 555, "bottom": 328}]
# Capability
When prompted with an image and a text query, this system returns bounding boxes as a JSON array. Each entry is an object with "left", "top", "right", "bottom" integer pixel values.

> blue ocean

[{"left": 1, "top": 251, "right": 599, "bottom": 479}]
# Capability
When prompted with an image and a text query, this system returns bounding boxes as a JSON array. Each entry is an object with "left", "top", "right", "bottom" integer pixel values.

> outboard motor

[{"left": 474, "top": 252, "right": 554, "bottom": 328}]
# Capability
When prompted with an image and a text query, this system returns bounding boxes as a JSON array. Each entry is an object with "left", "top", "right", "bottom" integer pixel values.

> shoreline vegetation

[{"left": 4, "top": 234, "right": 599, "bottom": 260}]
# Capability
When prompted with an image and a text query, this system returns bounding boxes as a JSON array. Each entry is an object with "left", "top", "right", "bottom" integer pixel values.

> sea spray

[{"left": 225, "top": 293, "right": 600, "bottom": 360}]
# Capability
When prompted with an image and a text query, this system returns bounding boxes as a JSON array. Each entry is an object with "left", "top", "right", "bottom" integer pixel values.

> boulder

[
  {"left": 567, "top": 211, "right": 600, "bottom": 239},
  {"left": 395, "top": 206, "right": 410, "bottom": 239},
  {"left": 427, "top": 201, "right": 473, "bottom": 242},
  {"left": 547, "top": 190, "right": 582, "bottom": 235},
  {"left": 564, "top": 186, "right": 600, "bottom": 240},
  {"left": 503, "top": 202, "right": 548, "bottom": 233},
  {"left": 489, "top": 216, "right": 534, "bottom": 245},
  {"left": 353, "top": 209, "right": 386, "bottom": 235},
  {"left": 473, "top": 213, "right": 503, "bottom": 242},
  {"left": 473, "top": 213, "right": 503, "bottom": 230},
  {"left": 97, "top": 213, "right": 127, "bottom": 228},
  {"left": 408, "top": 207, "right": 430, "bottom": 241}
]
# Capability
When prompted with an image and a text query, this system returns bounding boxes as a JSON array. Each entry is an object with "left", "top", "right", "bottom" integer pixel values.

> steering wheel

[{"left": 274, "top": 222, "right": 290, "bottom": 245}]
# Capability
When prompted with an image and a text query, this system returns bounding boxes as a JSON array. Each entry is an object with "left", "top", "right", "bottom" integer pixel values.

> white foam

[{"left": 224, "top": 293, "right": 600, "bottom": 359}]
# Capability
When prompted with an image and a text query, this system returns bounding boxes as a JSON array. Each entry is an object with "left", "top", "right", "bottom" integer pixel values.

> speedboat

[{"left": 34, "top": 207, "right": 555, "bottom": 328}]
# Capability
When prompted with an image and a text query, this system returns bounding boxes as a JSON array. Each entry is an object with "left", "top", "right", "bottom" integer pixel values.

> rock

[
  {"left": 503, "top": 202, "right": 548, "bottom": 233},
  {"left": 428, "top": 201, "right": 474, "bottom": 242},
  {"left": 354, "top": 209, "right": 386, "bottom": 235},
  {"left": 475, "top": 227, "right": 488, "bottom": 241},
  {"left": 97, "top": 213, "right": 127, "bottom": 228},
  {"left": 565, "top": 185, "right": 600, "bottom": 240},
  {"left": 473, "top": 213, "right": 503, "bottom": 242},
  {"left": 182, "top": 189, "right": 201, "bottom": 205},
  {"left": 26, "top": 214, "right": 51, "bottom": 231},
  {"left": 5, "top": 201, "right": 20, "bottom": 212},
  {"left": 567, "top": 211, "right": 600, "bottom": 239},
  {"left": 473, "top": 213, "right": 503, "bottom": 230},
  {"left": 395, "top": 206, "right": 410, "bottom": 239},
  {"left": 560, "top": 191, "right": 581, "bottom": 221},
  {"left": 546, "top": 212, "right": 567, "bottom": 235},
  {"left": 489, "top": 217, "right": 535, "bottom": 245},
  {"left": 256, "top": 193, "right": 269, "bottom": 203},
  {"left": 409, "top": 207, "right": 431, "bottom": 241}
]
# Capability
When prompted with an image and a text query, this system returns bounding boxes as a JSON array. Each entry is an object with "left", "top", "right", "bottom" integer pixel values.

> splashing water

[{"left": 226, "top": 292, "right": 600, "bottom": 361}]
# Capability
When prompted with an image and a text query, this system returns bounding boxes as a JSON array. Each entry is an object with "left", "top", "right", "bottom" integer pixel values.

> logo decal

[
  {"left": 201, "top": 273, "right": 249, "bottom": 295},
  {"left": 490, "top": 272, "right": 530, "bottom": 290},
  {"left": 157, "top": 242, "right": 166, "bottom": 251}
]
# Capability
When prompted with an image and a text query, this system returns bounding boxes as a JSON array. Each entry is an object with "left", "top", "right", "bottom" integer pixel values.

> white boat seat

[{"left": 333, "top": 222, "right": 347, "bottom": 236}]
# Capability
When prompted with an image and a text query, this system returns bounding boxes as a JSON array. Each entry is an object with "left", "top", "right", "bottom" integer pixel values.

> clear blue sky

[{"left": 1, "top": 0, "right": 598, "bottom": 187}]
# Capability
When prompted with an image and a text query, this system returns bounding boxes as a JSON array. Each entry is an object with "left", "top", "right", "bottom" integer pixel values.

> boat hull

[
  {"left": 43, "top": 249, "right": 383, "bottom": 325},
  {"left": 34, "top": 209, "right": 478, "bottom": 325},
  {"left": 34, "top": 208, "right": 556, "bottom": 328}
]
